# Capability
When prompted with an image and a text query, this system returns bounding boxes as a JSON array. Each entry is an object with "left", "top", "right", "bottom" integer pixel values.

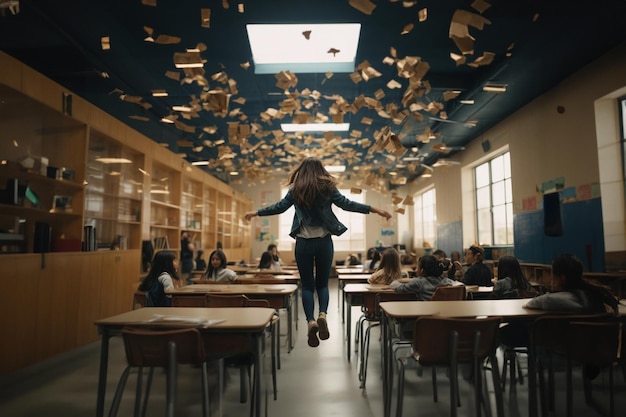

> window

[
  {"left": 474, "top": 152, "right": 513, "bottom": 245},
  {"left": 278, "top": 188, "right": 366, "bottom": 252},
  {"left": 413, "top": 188, "right": 436, "bottom": 248}
]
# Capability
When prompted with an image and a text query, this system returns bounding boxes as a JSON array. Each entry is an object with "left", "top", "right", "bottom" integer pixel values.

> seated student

[
  {"left": 138, "top": 250, "right": 182, "bottom": 306},
  {"left": 461, "top": 245, "right": 493, "bottom": 286},
  {"left": 389, "top": 254, "right": 458, "bottom": 300},
  {"left": 362, "top": 247, "right": 377, "bottom": 271},
  {"left": 368, "top": 248, "right": 403, "bottom": 285},
  {"left": 344, "top": 253, "right": 361, "bottom": 266},
  {"left": 204, "top": 249, "right": 237, "bottom": 282},
  {"left": 433, "top": 249, "right": 451, "bottom": 275},
  {"left": 491, "top": 255, "right": 537, "bottom": 299},
  {"left": 194, "top": 249, "right": 207, "bottom": 271},
  {"left": 258, "top": 250, "right": 281, "bottom": 270},
  {"left": 267, "top": 243, "right": 282, "bottom": 267},
  {"left": 367, "top": 250, "right": 383, "bottom": 272},
  {"left": 448, "top": 250, "right": 463, "bottom": 280},
  {"left": 524, "top": 253, "right": 618, "bottom": 313}
]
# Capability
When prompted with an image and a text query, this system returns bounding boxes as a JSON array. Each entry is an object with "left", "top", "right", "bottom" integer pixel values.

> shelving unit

[
  {"left": 149, "top": 161, "right": 181, "bottom": 252},
  {"left": 0, "top": 51, "right": 253, "bottom": 374},
  {"left": 180, "top": 176, "right": 203, "bottom": 249},
  {"left": 84, "top": 129, "right": 144, "bottom": 251}
]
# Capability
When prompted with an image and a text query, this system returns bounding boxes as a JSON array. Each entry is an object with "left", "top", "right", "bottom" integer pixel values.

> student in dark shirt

[{"left": 461, "top": 245, "right": 493, "bottom": 286}]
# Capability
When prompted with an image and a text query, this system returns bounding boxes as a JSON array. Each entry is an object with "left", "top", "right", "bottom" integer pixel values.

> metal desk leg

[
  {"left": 346, "top": 293, "right": 352, "bottom": 362},
  {"left": 96, "top": 328, "right": 111, "bottom": 417}
]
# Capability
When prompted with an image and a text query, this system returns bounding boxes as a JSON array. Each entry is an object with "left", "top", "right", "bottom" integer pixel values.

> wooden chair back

[
  {"left": 171, "top": 295, "right": 209, "bottom": 307},
  {"left": 133, "top": 290, "right": 147, "bottom": 309},
  {"left": 413, "top": 316, "right": 502, "bottom": 365},
  {"left": 431, "top": 285, "right": 467, "bottom": 301},
  {"left": 122, "top": 327, "right": 206, "bottom": 366},
  {"left": 204, "top": 293, "right": 270, "bottom": 308}
]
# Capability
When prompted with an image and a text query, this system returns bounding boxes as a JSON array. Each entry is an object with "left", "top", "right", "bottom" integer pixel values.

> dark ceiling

[{"left": 2, "top": 0, "right": 626, "bottom": 188}]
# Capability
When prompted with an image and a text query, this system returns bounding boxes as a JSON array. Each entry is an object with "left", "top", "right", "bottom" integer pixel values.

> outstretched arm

[{"left": 370, "top": 206, "right": 392, "bottom": 220}]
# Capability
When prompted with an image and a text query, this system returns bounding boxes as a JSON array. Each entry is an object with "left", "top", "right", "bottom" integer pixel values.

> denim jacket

[{"left": 256, "top": 189, "right": 371, "bottom": 238}]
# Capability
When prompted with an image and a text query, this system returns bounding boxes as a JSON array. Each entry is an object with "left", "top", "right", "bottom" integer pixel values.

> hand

[
  {"left": 243, "top": 211, "right": 257, "bottom": 221},
  {"left": 373, "top": 208, "right": 392, "bottom": 220}
]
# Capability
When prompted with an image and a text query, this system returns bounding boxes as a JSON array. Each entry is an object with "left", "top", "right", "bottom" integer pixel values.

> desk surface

[
  {"left": 338, "top": 274, "right": 371, "bottom": 280},
  {"left": 380, "top": 298, "right": 547, "bottom": 319},
  {"left": 95, "top": 307, "right": 276, "bottom": 330},
  {"left": 336, "top": 268, "right": 367, "bottom": 274},
  {"left": 170, "top": 284, "right": 297, "bottom": 294},
  {"left": 343, "top": 283, "right": 493, "bottom": 294}
]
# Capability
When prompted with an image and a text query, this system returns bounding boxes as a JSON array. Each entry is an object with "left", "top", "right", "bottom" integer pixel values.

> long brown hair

[
  {"left": 287, "top": 157, "right": 338, "bottom": 208},
  {"left": 376, "top": 248, "right": 403, "bottom": 282}
]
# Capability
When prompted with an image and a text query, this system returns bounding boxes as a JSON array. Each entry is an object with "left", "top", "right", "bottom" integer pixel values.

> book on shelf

[
  {"left": 83, "top": 225, "right": 97, "bottom": 251},
  {"left": 153, "top": 236, "right": 169, "bottom": 250}
]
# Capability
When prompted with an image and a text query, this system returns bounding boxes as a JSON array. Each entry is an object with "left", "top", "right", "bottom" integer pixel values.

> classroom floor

[{"left": 1, "top": 279, "right": 623, "bottom": 417}]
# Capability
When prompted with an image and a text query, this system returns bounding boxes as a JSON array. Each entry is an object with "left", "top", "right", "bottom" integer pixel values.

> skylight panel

[{"left": 247, "top": 23, "right": 360, "bottom": 74}]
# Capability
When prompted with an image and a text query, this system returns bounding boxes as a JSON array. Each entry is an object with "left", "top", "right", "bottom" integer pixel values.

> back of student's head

[
  {"left": 259, "top": 251, "right": 274, "bottom": 268},
  {"left": 419, "top": 254, "right": 444, "bottom": 277},
  {"left": 433, "top": 249, "right": 447, "bottom": 259},
  {"left": 267, "top": 243, "right": 277, "bottom": 252},
  {"left": 497, "top": 255, "right": 529, "bottom": 290},
  {"left": 552, "top": 253, "right": 584, "bottom": 288},
  {"left": 553, "top": 253, "right": 618, "bottom": 313},
  {"left": 379, "top": 248, "right": 401, "bottom": 271}
]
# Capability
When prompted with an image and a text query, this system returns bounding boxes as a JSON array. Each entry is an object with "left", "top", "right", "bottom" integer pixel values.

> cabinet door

[
  {"left": 0, "top": 254, "right": 41, "bottom": 373},
  {"left": 35, "top": 252, "right": 83, "bottom": 361}
]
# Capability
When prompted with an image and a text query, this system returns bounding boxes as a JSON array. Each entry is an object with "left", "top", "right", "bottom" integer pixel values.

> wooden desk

[
  {"left": 336, "top": 267, "right": 368, "bottom": 275},
  {"left": 337, "top": 274, "right": 371, "bottom": 323},
  {"left": 95, "top": 307, "right": 275, "bottom": 417},
  {"left": 583, "top": 271, "right": 626, "bottom": 298},
  {"left": 170, "top": 284, "right": 297, "bottom": 353},
  {"left": 379, "top": 299, "right": 547, "bottom": 417}
]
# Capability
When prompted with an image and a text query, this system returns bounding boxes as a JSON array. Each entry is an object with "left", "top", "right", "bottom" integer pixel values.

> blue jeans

[{"left": 295, "top": 235, "right": 333, "bottom": 322}]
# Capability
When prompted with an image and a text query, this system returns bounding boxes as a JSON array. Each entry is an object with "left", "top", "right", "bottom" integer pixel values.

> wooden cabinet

[
  {"left": 180, "top": 176, "right": 203, "bottom": 249},
  {"left": 0, "top": 51, "right": 252, "bottom": 373},
  {"left": 149, "top": 161, "right": 181, "bottom": 251},
  {"left": 84, "top": 129, "right": 144, "bottom": 250}
]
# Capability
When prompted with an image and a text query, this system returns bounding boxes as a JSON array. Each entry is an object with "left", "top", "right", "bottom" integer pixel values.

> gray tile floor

[{"left": 1, "top": 279, "right": 623, "bottom": 417}]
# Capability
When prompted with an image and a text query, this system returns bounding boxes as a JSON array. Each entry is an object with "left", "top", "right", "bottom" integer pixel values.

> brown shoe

[
  {"left": 317, "top": 313, "right": 330, "bottom": 340},
  {"left": 307, "top": 320, "right": 319, "bottom": 347}
]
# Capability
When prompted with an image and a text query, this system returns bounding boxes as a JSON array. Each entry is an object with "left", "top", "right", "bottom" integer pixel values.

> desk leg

[
  {"left": 96, "top": 328, "right": 111, "bottom": 417},
  {"left": 346, "top": 293, "right": 352, "bottom": 362},
  {"left": 528, "top": 339, "right": 538, "bottom": 417},
  {"left": 295, "top": 285, "right": 299, "bottom": 330},
  {"left": 252, "top": 332, "right": 267, "bottom": 417},
  {"left": 287, "top": 298, "right": 293, "bottom": 352},
  {"left": 381, "top": 314, "right": 391, "bottom": 417},
  {"left": 341, "top": 281, "right": 346, "bottom": 323},
  {"left": 216, "top": 358, "right": 224, "bottom": 417}
]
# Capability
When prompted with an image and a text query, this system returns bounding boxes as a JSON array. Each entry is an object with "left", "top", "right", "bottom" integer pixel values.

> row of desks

[
  {"left": 98, "top": 271, "right": 302, "bottom": 417},
  {"left": 95, "top": 306, "right": 275, "bottom": 417}
]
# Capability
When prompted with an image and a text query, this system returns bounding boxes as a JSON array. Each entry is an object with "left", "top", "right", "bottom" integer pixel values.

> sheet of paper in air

[
  {"left": 149, "top": 315, "right": 226, "bottom": 326},
  {"left": 471, "top": 0, "right": 492, "bottom": 14},
  {"left": 349, "top": 0, "right": 377, "bottom": 15}
]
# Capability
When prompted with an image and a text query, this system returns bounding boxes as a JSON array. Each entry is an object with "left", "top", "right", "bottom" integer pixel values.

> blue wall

[
  {"left": 437, "top": 220, "right": 463, "bottom": 257},
  {"left": 514, "top": 198, "right": 605, "bottom": 271},
  {"left": 435, "top": 198, "right": 605, "bottom": 271}
]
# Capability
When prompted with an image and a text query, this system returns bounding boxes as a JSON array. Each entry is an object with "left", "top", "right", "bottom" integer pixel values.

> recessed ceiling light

[
  {"left": 94, "top": 157, "right": 132, "bottom": 164},
  {"left": 172, "top": 105, "right": 192, "bottom": 112},
  {"left": 325, "top": 165, "right": 346, "bottom": 173},
  {"left": 281, "top": 123, "right": 349, "bottom": 132},
  {"left": 460, "top": 99, "right": 475, "bottom": 104},
  {"left": 483, "top": 83, "right": 508, "bottom": 93},
  {"left": 191, "top": 161, "right": 209, "bottom": 166},
  {"left": 152, "top": 90, "right": 168, "bottom": 97},
  {"left": 247, "top": 23, "right": 361, "bottom": 74}
]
